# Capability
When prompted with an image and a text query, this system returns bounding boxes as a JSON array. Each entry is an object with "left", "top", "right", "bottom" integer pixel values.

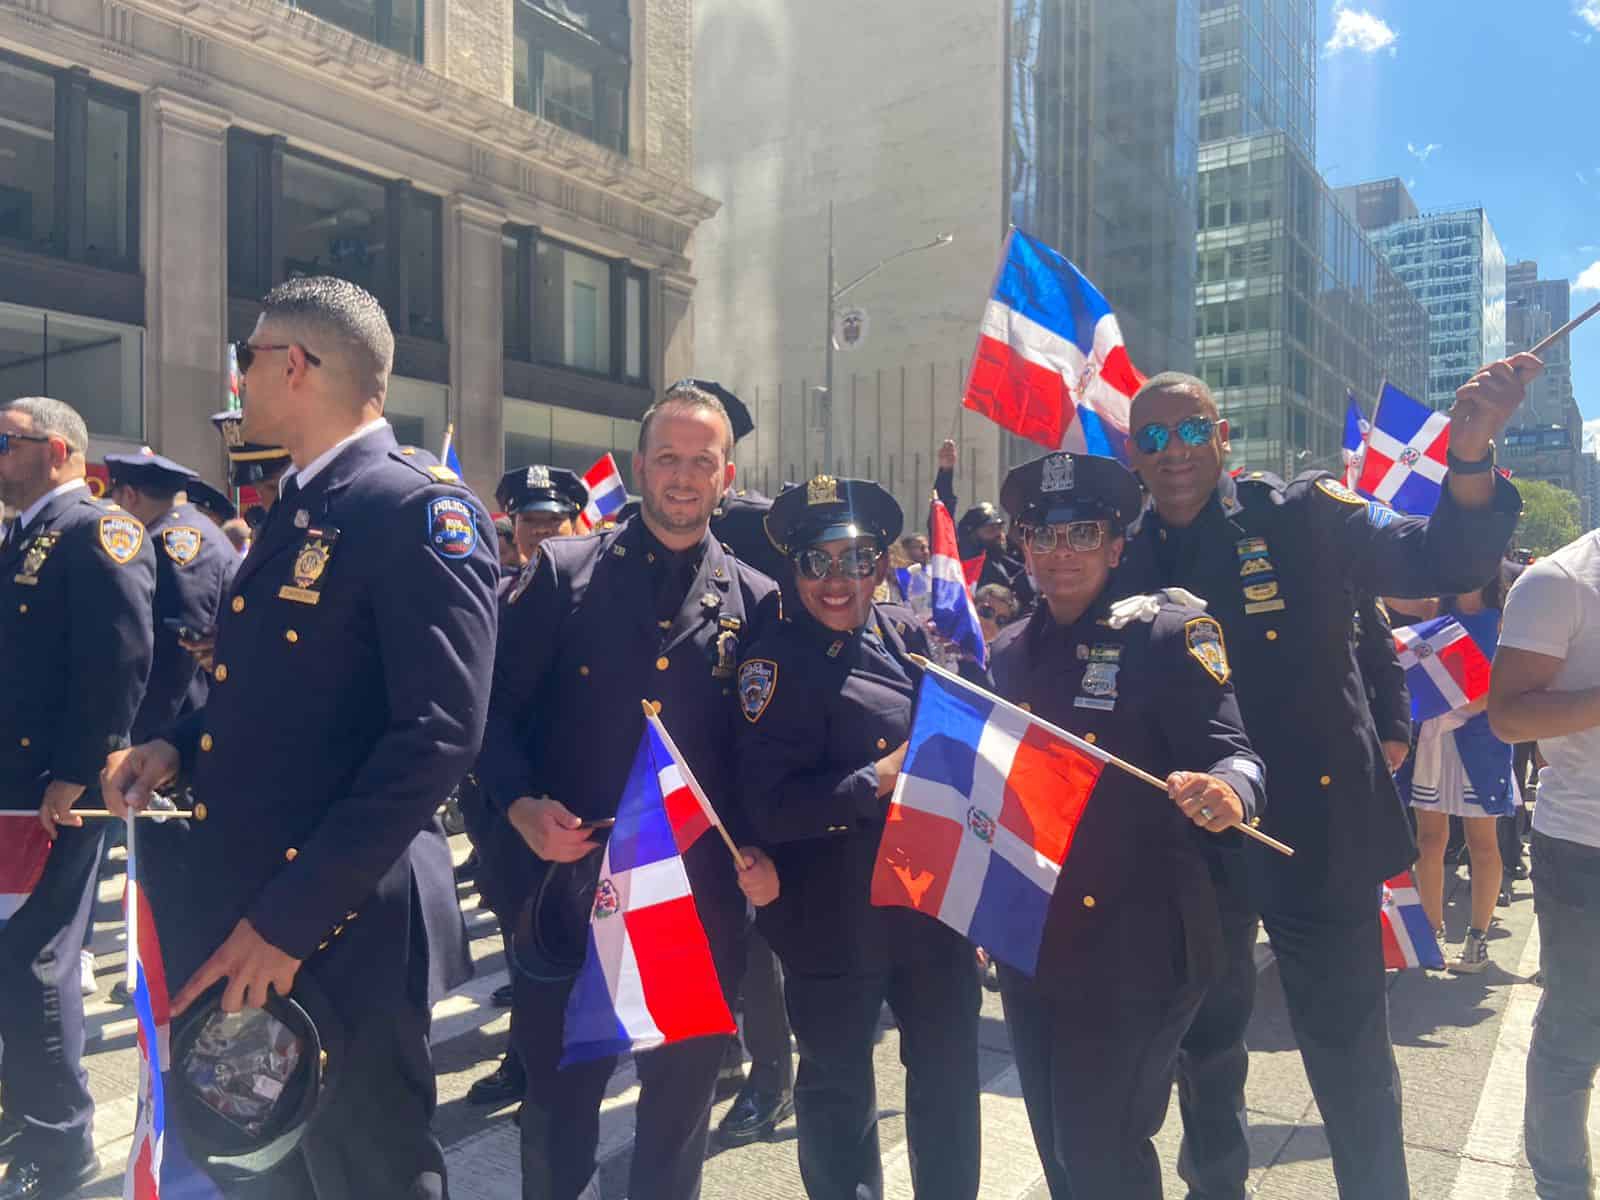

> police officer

[
  {"left": 736, "top": 476, "right": 981, "bottom": 1200},
  {"left": 479, "top": 380, "right": 781, "bottom": 1200},
  {"left": 103, "top": 277, "right": 497, "bottom": 1200},
  {"left": 496, "top": 464, "right": 588, "bottom": 569},
  {"left": 1115, "top": 361, "right": 1532, "bottom": 1199},
  {"left": 935, "top": 438, "right": 1034, "bottom": 608},
  {"left": 0, "top": 397, "right": 155, "bottom": 1200},
  {"left": 990, "top": 451, "right": 1265, "bottom": 1199},
  {"left": 104, "top": 453, "right": 237, "bottom": 741},
  {"left": 210, "top": 408, "right": 292, "bottom": 519}
]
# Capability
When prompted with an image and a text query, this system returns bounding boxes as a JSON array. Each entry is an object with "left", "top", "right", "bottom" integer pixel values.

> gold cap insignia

[
  {"left": 807, "top": 475, "right": 838, "bottom": 506},
  {"left": 220, "top": 419, "right": 244, "bottom": 450}
]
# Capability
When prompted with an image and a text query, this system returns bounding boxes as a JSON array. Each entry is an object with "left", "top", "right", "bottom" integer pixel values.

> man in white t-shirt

[{"left": 1490, "top": 529, "right": 1600, "bottom": 1200}]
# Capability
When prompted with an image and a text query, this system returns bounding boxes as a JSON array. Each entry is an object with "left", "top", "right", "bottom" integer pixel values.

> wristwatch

[{"left": 1446, "top": 441, "right": 1496, "bottom": 475}]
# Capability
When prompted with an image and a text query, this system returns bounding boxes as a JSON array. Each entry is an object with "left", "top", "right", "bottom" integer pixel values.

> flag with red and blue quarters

[
  {"left": 1355, "top": 382, "right": 1450, "bottom": 516},
  {"left": 1342, "top": 390, "right": 1370, "bottom": 488},
  {"left": 560, "top": 720, "right": 736, "bottom": 1066},
  {"left": 1380, "top": 870, "right": 1445, "bottom": 970},
  {"left": 927, "top": 499, "right": 987, "bottom": 669},
  {"left": 577, "top": 453, "right": 628, "bottom": 533},
  {"left": 870, "top": 667, "right": 1102, "bottom": 975},
  {"left": 1393, "top": 610, "right": 1495, "bottom": 723},
  {"left": 0, "top": 815, "right": 50, "bottom": 930},
  {"left": 963, "top": 229, "right": 1143, "bottom": 461}
]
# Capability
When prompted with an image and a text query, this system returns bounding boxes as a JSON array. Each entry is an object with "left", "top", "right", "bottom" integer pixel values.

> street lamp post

[{"left": 821, "top": 198, "right": 954, "bottom": 473}]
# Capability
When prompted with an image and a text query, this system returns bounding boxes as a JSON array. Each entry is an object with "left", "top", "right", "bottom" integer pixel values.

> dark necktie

[{"left": 655, "top": 554, "right": 695, "bottom": 627}]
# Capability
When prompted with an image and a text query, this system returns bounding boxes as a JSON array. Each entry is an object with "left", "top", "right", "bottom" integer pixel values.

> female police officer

[
  {"left": 735, "top": 476, "right": 981, "bottom": 1200},
  {"left": 990, "top": 451, "right": 1267, "bottom": 1199}
]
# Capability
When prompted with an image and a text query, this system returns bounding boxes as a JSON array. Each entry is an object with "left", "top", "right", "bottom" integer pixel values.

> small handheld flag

[
  {"left": 1394, "top": 612, "right": 1494, "bottom": 722},
  {"left": 560, "top": 721, "right": 737, "bottom": 1066},
  {"left": 0, "top": 815, "right": 50, "bottom": 929},
  {"left": 439, "top": 424, "right": 464, "bottom": 479},
  {"left": 577, "top": 453, "right": 628, "bottom": 532},
  {"left": 927, "top": 499, "right": 988, "bottom": 668},
  {"left": 1355, "top": 382, "right": 1449, "bottom": 515},
  {"left": 1342, "top": 391, "right": 1369, "bottom": 488},
  {"left": 1380, "top": 871, "right": 1445, "bottom": 970},
  {"left": 963, "top": 229, "right": 1143, "bottom": 459},
  {"left": 125, "top": 812, "right": 170, "bottom": 1199}
]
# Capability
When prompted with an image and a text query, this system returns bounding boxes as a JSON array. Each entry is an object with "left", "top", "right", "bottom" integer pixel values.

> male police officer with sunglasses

[{"left": 1114, "top": 359, "right": 1534, "bottom": 1199}]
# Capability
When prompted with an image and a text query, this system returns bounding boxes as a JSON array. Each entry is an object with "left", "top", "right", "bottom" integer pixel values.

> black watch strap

[{"left": 1447, "top": 442, "right": 1496, "bottom": 475}]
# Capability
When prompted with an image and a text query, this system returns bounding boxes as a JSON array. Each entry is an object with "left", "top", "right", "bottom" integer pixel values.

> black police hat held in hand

[
  {"left": 999, "top": 452, "right": 1143, "bottom": 532},
  {"left": 764, "top": 475, "right": 904, "bottom": 557},
  {"left": 511, "top": 842, "right": 609, "bottom": 983},
  {"left": 167, "top": 972, "right": 342, "bottom": 1182}
]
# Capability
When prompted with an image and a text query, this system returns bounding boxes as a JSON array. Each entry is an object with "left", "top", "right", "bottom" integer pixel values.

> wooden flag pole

[
  {"left": 75, "top": 808, "right": 195, "bottom": 820},
  {"left": 641, "top": 701, "right": 748, "bottom": 869},
  {"left": 1530, "top": 298, "right": 1600, "bottom": 358},
  {"left": 908, "top": 654, "right": 1294, "bottom": 857}
]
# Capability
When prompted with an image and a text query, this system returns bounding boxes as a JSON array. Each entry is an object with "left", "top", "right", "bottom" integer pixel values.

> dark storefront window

[
  {"left": 514, "top": 1, "right": 629, "bottom": 155},
  {"left": 290, "top": 0, "right": 424, "bottom": 61},
  {"left": 281, "top": 154, "right": 387, "bottom": 292},
  {"left": 504, "top": 224, "right": 647, "bottom": 386}
]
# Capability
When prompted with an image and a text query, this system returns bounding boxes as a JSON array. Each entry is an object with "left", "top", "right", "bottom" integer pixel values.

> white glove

[{"left": 1106, "top": 587, "right": 1209, "bottom": 629}]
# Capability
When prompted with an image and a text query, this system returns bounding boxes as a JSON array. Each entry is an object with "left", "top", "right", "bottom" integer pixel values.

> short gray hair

[
  {"left": 4, "top": 397, "right": 88, "bottom": 456},
  {"left": 1131, "top": 371, "right": 1219, "bottom": 419},
  {"left": 637, "top": 381, "right": 736, "bottom": 459},
  {"left": 259, "top": 276, "right": 394, "bottom": 394}
]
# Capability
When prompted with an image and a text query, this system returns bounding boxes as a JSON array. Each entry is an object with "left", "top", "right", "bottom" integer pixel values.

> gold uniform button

[
  {"left": 1265, "top": 630, "right": 1278, "bottom": 641},
  {"left": 284, "top": 847, "right": 298, "bottom": 861},
  {"left": 648, "top": 700, "right": 663, "bottom": 715},
  {"left": 656, "top": 657, "right": 670, "bottom": 671},
  {"left": 192, "top": 802, "right": 207, "bottom": 821},
  {"left": 17, "top": 603, "right": 26, "bottom": 614},
  {"left": 579, "top": 665, "right": 590, "bottom": 677},
  {"left": 200, "top": 734, "right": 213, "bottom": 752},
  {"left": 1319, "top": 775, "right": 1332, "bottom": 787},
  {"left": 1084, "top": 732, "right": 1097, "bottom": 745},
  {"left": 1249, "top": 816, "right": 1261, "bottom": 828},
  {"left": 19, "top": 737, "right": 29, "bottom": 748},
  {"left": 876, "top": 738, "right": 888, "bottom": 751},
  {"left": 1019, "top": 702, "right": 1032, "bottom": 713},
  {"left": 232, "top": 596, "right": 245, "bottom": 613},
  {"left": 213, "top": 664, "right": 228, "bottom": 682},
  {"left": 285, "top": 629, "right": 299, "bottom": 643},
  {"left": 1082, "top": 895, "right": 1097, "bottom": 909}
]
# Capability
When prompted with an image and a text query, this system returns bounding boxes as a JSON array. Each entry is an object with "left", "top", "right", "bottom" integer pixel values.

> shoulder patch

[
  {"left": 161, "top": 525, "right": 203, "bottom": 567},
  {"left": 426, "top": 464, "right": 459, "bottom": 482},
  {"left": 1184, "top": 616, "right": 1231, "bottom": 686},
  {"left": 427, "top": 496, "right": 477, "bottom": 559},
  {"left": 1315, "top": 477, "right": 1366, "bottom": 506},
  {"left": 738, "top": 659, "right": 778, "bottom": 723},
  {"left": 98, "top": 514, "right": 144, "bottom": 564}
]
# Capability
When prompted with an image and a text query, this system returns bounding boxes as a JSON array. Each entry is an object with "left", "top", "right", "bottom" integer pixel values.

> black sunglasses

[
  {"left": 1132, "top": 415, "right": 1215, "bottom": 455},
  {"left": 235, "top": 342, "right": 323, "bottom": 375},
  {"left": 793, "top": 544, "right": 883, "bottom": 582},
  {"left": 0, "top": 433, "right": 52, "bottom": 455},
  {"left": 976, "top": 603, "right": 1013, "bottom": 622}
]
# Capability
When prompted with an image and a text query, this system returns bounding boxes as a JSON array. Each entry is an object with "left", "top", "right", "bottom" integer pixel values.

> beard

[{"left": 639, "top": 485, "right": 713, "bottom": 535}]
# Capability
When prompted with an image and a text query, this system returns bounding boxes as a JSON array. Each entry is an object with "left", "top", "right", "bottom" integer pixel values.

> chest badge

[
  {"left": 162, "top": 526, "right": 203, "bottom": 567},
  {"left": 280, "top": 527, "right": 340, "bottom": 605},
  {"left": 1235, "top": 536, "right": 1286, "bottom": 615},
  {"left": 1074, "top": 661, "right": 1119, "bottom": 711},
  {"left": 98, "top": 515, "right": 144, "bottom": 565},
  {"left": 13, "top": 532, "right": 60, "bottom": 585}
]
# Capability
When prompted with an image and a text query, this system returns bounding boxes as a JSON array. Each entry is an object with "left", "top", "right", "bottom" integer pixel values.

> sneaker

[
  {"left": 1449, "top": 927, "right": 1490, "bottom": 974},
  {"left": 79, "top": 950, "right": 97, "bottom": 997}
]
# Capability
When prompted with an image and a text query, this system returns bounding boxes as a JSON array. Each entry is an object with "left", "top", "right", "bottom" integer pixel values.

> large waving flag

[
  {"left": 577, "top": 453, "right": 628, "bottom": 532},
  {"left": 560, "top": 721, "right": 736, "bottom": 1066},
  {"left": 0, "top": 815, "right": 50, "bottom": 929},
  {"left": 1380, "top": 871, "right": 1445, "bottom": 970},
  {"left": 1342, "top": 391, "right": 1369, "bottom": 488},
  {"left": 1394, "top": 612, "right": 1494, "bottom": 722},
  {"left": 964, "top": 229, "right": 1143, "bottom": 460},
  {"left": 1356, "top": 382, "right": 1449, "bottom": 515},
  {"left": 871, "top": 666, "right": 1103, "bottom": 974},
  {"left": 928, "top": 499, "right": 988, "bottom": 669}
]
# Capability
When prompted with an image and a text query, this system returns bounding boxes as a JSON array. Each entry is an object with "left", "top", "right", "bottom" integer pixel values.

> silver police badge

[
  {"left": 526, "top": 465, "right": 551, "bottom": 489},
  {"left": 1074, "top": 661, "right": 1118, "bottom": 711},
  {"left": 1041, "top": 453, "right": 1074, "bottom": 494}
]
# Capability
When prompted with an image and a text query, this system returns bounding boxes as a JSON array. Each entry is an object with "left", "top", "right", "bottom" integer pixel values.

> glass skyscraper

[{"left": 1198, "top": 0, "right": 1316, "bottom": 158}]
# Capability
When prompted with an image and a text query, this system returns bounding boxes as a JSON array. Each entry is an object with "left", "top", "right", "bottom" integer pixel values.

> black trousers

[
  {"left": 0, "top": 821, "right": 102, "bottom": 1164},
  {"left": 1176, "top": 881, "right": 1407, "bottom": 1200},
  {"left": 782, "top": 939, "right": 981, "bottom": 1200},
  {"left": 739, "top": 927, "right": 793, "bottom": 1094}
]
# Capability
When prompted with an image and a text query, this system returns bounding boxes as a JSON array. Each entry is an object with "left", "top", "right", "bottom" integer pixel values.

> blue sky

[{"left": 1316, "top": 0, "right": 1600, "bottom": 427}]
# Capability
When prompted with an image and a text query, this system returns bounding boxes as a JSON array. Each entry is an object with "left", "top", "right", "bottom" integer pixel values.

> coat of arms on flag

[{"left": 1380, "top": 871, "right": 1445, "bottom": 970}]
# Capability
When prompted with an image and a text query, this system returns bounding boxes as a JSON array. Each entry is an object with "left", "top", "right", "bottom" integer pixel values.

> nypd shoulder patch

[
  {"left": 98, "top": 514, "right": 144, "bottom": 565},
  {"left": 738, "top": 659, "right": 778, "bottom": 723},
  {"left": 427, "top": 496, "right": 477, "bottom": 560},
  {"left": 1315, "top": 477, "right": 1366, "bottom": 506},
  {"left": 161, "top": 525, "right": 203, "bottom": 567},
  {"left": 1184, "top": 616, "right": 1231, "bottom": 686}
]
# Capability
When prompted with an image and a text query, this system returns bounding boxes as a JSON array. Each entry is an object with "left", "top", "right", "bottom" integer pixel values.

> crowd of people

[{"left": 0, "top": 273, "right": 1596, "bottom": 1200}]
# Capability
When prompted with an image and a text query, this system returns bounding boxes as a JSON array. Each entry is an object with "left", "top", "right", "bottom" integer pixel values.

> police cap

[
  {"left": 682, "top": 379, "right": 753, "bottom": 444},
  {"left": 104, "top": 450, "right": 198, "bottom": 493},
  {"left": 764, "top": 475, "right": 904, "bottom": 557},
  {"left": 512, "top": 856, "right": 604, "bottom": 982},
  {"left": 1000, "top": 452, "right": 1142, "bottom": 531},
  {"left": 186, "top": 478, "right": 239, "bottom": 522},
  {"left": 209, "top": 410, "right": 291, "bottom": 489},
  {"left": 496, "top": 464, "right": 588, "bottom": 517},
  {"left": 956, "top": 501, "right": 1005, "bottom": 540}
]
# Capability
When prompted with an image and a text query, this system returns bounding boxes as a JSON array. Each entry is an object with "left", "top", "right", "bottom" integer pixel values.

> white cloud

[
  {"left": 1407, "top": 141, "right": 1441, "bottom": 163},
  {"left": 1326, "top": 7, "right": 1399, "bottom": 55},
  {"left": 1575, "top": 260, "right": 1600, "bottom": 292},
  {"left": 1405, "top": 177, "right": 1417, "bottom": 191},
  {"left": 1579, "top": 0, "right": 1600, "bottom": 32},
  {"left": 1581, "top": 170, "right": 1591, "bottom": 186}
]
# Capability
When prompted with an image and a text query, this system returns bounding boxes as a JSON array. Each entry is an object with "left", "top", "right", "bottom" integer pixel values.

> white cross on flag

[
  {"left": 1354, "top": 382, "right": 1449, "bottom": 515},
  {"left": 1393, "top": 614, "right": 1493, "bottom": 721}
]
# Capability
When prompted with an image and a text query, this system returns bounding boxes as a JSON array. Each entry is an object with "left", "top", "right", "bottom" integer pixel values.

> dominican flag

[
  {"left": 560, "top": 721, "right": 736, "bottom": 1066},
  {"left": 577, "top": 453, "right": 628, "bottom": 532},
  {"left": 964, "top": 229, "right": 1143, "bottom": 460},
  {"left": 125, "top": 814, "right": 170, "bottom": 1199},
  {"left": 1380, "top": 871, "right": 1445, "bottom": 970},
  {"left": 928, "top": 499, "right": 987, "bottom": 669},
  {"left": 0, "top": 814, "right": 50, "bottom": 928},
  {"left": 1355, "top": 383, "right": 1449, "bottom": 515},
  {"left": 1394, "top": 612, "right": 1494, "bottom": 722},
  {"left": 1342, "top": 391, "right": 1370, "bottom": 488},
  {"left": 870, "top": 667, "right": 1102, "bottom": 974}
]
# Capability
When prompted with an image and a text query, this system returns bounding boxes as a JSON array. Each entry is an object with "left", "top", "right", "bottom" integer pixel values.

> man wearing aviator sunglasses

[{"left": 1116, "top": 361, "right": 1537, "bottom": 1200}]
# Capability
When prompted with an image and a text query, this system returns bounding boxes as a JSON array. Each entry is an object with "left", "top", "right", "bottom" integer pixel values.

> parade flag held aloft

[
  {"left": 0, "top": 814, "right": 50, "bottom": 930},
  {"left": 871, "top": 665, "right": 1101, "bottom": 975},
  {"left": 1394, "top": 611, "right": 1494, "bottom": 722},
  {"left": 577, "top": 453, "right": 628, "bottom": 532},
  {"left": 1342, "top": 391, "right": 1369, "bottom": 488},
  {"left": 560, "top": 721, "right": 736, "bottom": 1067},
  {"left": 1355, "top": 382, "right": 1449, "bottom": 515},
  {"left": 1380, "top": 871, "right": 1445, "bottom": 970},
  {"left": 927, "top": 498, "right": 988, "bottom": 669},
  {"left": 963, "top": 229, "right": 1142, "bottom": 460}
]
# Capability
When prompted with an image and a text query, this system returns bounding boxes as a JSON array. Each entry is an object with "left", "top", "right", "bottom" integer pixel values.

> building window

[
  {"left": 281, "top": 154, "right": 388, "bottom": 293},
  {"left": 0, "top": 54, "right": 138, "bottom": 272},
  {"left": 289, "top": 0, "right": 424, "bottom": 61},
  {"left": 503, "top": 396, "right": 639, "bottom": 488},
  {"left": 513, "top": 0, "right": 629, "bottom": 155},
  {"left": 0, "top": 302, "right": 143, "bottom": 439},
  {"left": 505, "top": 226, "right": 646, "bottom": 385},
  {"left": 624, "top": 268, "right": 646, "bottom": 382}
]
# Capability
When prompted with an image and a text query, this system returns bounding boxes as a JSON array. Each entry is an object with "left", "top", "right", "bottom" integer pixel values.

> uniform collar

[
  {"left": 280, "top": 417, "right": 391, "bottom": 492},
  {"left": 634, "top": 518, "right": 710, "bottom": 570}
]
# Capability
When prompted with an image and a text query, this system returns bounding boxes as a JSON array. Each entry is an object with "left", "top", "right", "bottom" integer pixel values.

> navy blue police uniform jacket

[
  {"left": 735, "top": 602, "right": 969, "bottom": 976},
  {"left": 0, "top": 486, "right": 155, "bottom": 810},
  {"left": 712, "top": 490, "right": 792, "bottom": 587},
  {"left": 989, "top": 596, "right": 1266, "bottom": 990},
  {"left": 1114, "top": 469, "right": 1520, "bottom": 905},
  {"left": 1354, "top": 595, "right": 1411, "bottom": 749},
  {"left": 478, "top": 516, "right": 782, "bottom": 955},
  {"left": 161, "top": 427, "right": 497, "bottom": 1010},
  {"left": 132, "top": 502, "right": 237, "bottom": 743}
]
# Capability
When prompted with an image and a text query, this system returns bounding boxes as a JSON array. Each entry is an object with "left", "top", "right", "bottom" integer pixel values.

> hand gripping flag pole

[{"left": 908, "top": 654, "right": 1293, "bottom": 857}]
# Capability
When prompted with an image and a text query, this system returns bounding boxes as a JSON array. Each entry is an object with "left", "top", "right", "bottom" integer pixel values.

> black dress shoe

[
  {"left": 715, "top": 1085, "right": 794, "bottom": 1147},
  {"left": 491, "top": 982, "right": 514, "bottom": 1008},
  {"left": 466, "top": 1058, "right": 525, "bottom": 1107},
  {"left": 0, "top": 1117, "right": 23, "bottom": 1160},
  {"left": 108, "top": 981, "right": 132, "bottom": 1006},
  {"left": 0, "top": 1148, "right": 100, "bottom": 1199}
]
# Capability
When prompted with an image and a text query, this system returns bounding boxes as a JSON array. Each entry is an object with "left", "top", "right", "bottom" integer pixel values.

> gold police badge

[{"left": 279, "top": 528, "right": 340, "bottom": 605}]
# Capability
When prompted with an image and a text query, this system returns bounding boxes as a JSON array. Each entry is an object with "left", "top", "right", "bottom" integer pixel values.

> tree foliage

[{"left": 1513, "top": 478, "right": 1582, "bottom": 557}]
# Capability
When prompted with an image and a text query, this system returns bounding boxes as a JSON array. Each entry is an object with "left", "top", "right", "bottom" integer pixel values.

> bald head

[{"left": 1129, "top": 371, "right": 1219, "bottom": 426}]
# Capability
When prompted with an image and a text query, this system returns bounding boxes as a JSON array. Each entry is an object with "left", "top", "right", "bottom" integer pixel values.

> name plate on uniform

[{"left": 279, "top": 527, "right": 340, "bottom": 605}]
